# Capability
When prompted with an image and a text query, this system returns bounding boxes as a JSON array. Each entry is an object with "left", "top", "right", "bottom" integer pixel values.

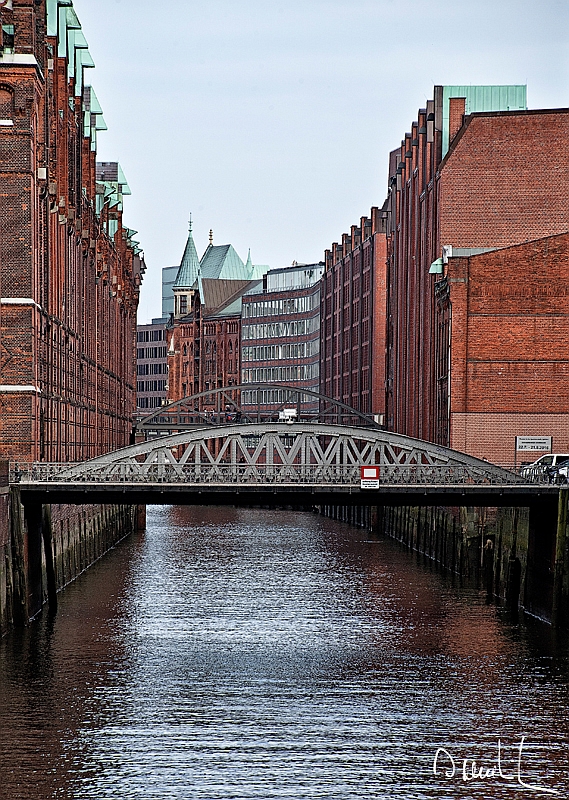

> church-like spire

[
  {"left": 245, "top": 248, "right": 253, "bottom": 276},
  {"left": 173, "top": 214, "right": 200, "bottom": 289}
]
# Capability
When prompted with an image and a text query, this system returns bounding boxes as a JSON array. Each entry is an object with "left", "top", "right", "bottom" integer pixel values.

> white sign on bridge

[
  {"left": 360, "top": 466, "right": 380, "bottom": 489},
  {"left": 516, "top": 436, "right": 552, "bottom": 452}
]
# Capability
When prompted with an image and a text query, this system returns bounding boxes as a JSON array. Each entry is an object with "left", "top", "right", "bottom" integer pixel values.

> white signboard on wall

[{"left": 515, "top": 436, "right": 552, "bottom": 452}]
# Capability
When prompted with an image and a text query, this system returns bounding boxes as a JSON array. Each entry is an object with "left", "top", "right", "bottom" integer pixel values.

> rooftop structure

[{"left": 172, "top": 222, "right": 267, "bottom": 319}]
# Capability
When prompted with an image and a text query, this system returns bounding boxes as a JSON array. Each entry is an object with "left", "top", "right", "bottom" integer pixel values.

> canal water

[{"left": 1, "top": 505, "right": 568, "bottom": 799}]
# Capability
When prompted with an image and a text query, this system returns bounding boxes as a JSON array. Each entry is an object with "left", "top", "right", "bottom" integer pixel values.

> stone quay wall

[
  {"left": 0, "top": 488, "right": 142, "bottom": 637},
  {"left": 322, "top": 496, "right": 569, "bottom": 626}
]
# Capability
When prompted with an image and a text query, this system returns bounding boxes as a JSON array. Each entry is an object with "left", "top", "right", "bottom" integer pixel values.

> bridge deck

[{"left": 16, "top": 481, "right": 562, "bottom": 508}]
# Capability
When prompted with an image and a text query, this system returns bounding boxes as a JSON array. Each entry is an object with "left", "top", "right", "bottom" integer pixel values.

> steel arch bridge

[
  {"left": 12, "top": 386, "right": 551, "bottom": 507},
  {"left": 14, "top": 422, "right": 526, "bottom": 491},
  {"left": 134, "top": 383, "right": 382, "bottom": 434}
]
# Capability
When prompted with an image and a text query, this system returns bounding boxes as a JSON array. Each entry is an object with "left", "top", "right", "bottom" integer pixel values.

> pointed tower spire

[
  {"left": 174, "top": 213, "right": 200, "bottom": 290},
  {"left": 245, "top": 248, "right": 253, "bottom": 276}
]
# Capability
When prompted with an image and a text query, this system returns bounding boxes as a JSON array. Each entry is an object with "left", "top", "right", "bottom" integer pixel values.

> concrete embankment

[{"left": 0, "top": 481, "right": 144, "bottom": 636}]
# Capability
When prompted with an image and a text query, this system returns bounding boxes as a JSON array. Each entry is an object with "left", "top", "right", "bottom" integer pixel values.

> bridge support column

[
  {"left": 525, "top": 499, "right": 558, "bottom": 622},
  {"left": 22, "top": 499, "right": 57, "bottom": 618},
  {"left": 8, "top": 488, "right": 27, "bottom": 626},
  {"left": 553, "top": 488, "right": 569, "bottom": 625}
]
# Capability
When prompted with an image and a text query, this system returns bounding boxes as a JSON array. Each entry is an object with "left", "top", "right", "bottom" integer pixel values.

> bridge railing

[{"left": 10, "top": 462, "right": 531, "bottom": 486}]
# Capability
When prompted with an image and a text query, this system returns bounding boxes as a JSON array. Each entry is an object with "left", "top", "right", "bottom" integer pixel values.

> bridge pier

[
  {"left": 136, "top": 504, "right": 147, "bottom": 532},
  {"left": 21, "top": 500, "right": 57, "bottom": 619}
]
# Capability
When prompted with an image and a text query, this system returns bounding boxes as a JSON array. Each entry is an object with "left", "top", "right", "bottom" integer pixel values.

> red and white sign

[{"left": 360, "top": 465, "right": 380, "bottom": 489}]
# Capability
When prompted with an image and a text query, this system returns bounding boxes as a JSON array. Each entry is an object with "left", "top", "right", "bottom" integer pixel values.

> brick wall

[
  {"left": 385, "top": 94, "right": 441, "bottom": 440},
  {"left": 443, "top": 231, "right": 569, "bottom": 463},
  {"left": 387, "top": 90, "right": 569, "bottom": 452},
  {"left": 439, "top": 110, "right": 569, "bottom": 249},
  {"left": 168, "top": 312, "right": 242, "bottom": 408},
  {"left": 451, "top": 413, "right": 569, "bottom": 466},
  {"left": 321, "top": 210, "right": 387, "bottom": 417}
]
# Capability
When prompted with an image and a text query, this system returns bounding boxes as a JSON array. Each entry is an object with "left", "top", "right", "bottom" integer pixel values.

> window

[
  {"left": 2, "top": 25, "right": 15, "bottom": 54},
  {"left": 180, "top": 295, "right": 187, "bottom": 315}
]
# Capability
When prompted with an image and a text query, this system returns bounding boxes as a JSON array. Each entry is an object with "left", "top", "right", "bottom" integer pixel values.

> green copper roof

[
  {"left": 200, "top": 244, "right": 247, "bottom": 280},
  {"left": 442, "top": 85, "right": 527, "bottom": 156},
  {"left": 95, "top": 162, "right": 131, "bottom": 215},
  {"left": 173, "top": 229, "right": 270, "bottom": 295},
  {"left": 173, "top": 222, "right": 200, "bottom": 289}
]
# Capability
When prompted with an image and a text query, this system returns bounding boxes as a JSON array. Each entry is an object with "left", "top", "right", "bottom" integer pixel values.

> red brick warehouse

[
  {"left": 0, "top": 0, "right": 144, "bottom": 462},
  {"left": 385, "top": 86, "right": 569, "bottom": 463},
  {"left": 320, "top": 207, "right": 387, "bottom": 422},
  {"left": 167, "top": 223, "right": 265, "bottom": 410}
]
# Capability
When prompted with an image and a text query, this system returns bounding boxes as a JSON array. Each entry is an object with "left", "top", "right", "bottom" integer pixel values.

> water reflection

[{"left": 1, "top": 505, "right": 568, "bottom": 798}]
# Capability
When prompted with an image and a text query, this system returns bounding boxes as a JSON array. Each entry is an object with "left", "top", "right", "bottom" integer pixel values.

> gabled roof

[{"left": 173, "top": 224, "right": 200, "bottom": 289}]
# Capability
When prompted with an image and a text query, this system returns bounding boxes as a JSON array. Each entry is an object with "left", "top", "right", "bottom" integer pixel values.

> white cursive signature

[{"left": 433, "top": 737, "right": 559, "bottom": 795}]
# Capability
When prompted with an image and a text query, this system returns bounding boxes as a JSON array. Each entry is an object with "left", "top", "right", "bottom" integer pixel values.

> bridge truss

[{"left": 13, "top": 422, "right": 524, "bottom": 488}]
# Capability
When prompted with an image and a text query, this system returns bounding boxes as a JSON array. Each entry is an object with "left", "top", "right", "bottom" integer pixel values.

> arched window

[
  {"left": 229, "top": 340, "right": 233, "bottom": 353},
  {"left": 183, "top": 343, "right": 187, "bottom": 356}
]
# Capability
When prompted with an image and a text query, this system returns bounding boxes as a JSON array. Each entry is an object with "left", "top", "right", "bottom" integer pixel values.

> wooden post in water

[
  {"left": 136, "top": 505, "right": 147, "bottom": 533},
  {"left": 41, "top": 504, "right": 57, "bottom": 613}
]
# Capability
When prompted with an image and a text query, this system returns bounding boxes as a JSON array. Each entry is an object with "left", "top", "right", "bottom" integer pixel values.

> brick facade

[
  {"left": 386, "top": 86, "right": 569, "bottom": 462},
  {"left": 321, "top": 209, "right": 387, "bottom": 419},
  {"left": 385, "top": 92, "right": 442, "bottom": 441},
  {"left": 436, "top": 232, "right": 569, "bottom": 464},
  {"left": 168, "top": 309, "right": 243, "bottom": 408},
  {"left": 438, "top": 110, "right": 569, "bottom": 250},
  {"left": 0, "top": 1, "right": 143, "bottom": 462}
]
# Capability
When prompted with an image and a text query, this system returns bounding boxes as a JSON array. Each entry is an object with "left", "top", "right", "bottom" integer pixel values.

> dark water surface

[{"left": 1, "top": 505, "right": 569, "bottom": 799}]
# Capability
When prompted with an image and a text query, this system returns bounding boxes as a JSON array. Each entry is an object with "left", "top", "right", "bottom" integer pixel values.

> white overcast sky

[{"left": 71, "top": 0, "right": 569, "bottom": 323}]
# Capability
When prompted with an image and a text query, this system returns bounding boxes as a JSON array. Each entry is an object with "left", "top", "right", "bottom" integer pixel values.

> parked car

[{"left": 520, "top": 454, "right": 569, "bottom": 482}]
